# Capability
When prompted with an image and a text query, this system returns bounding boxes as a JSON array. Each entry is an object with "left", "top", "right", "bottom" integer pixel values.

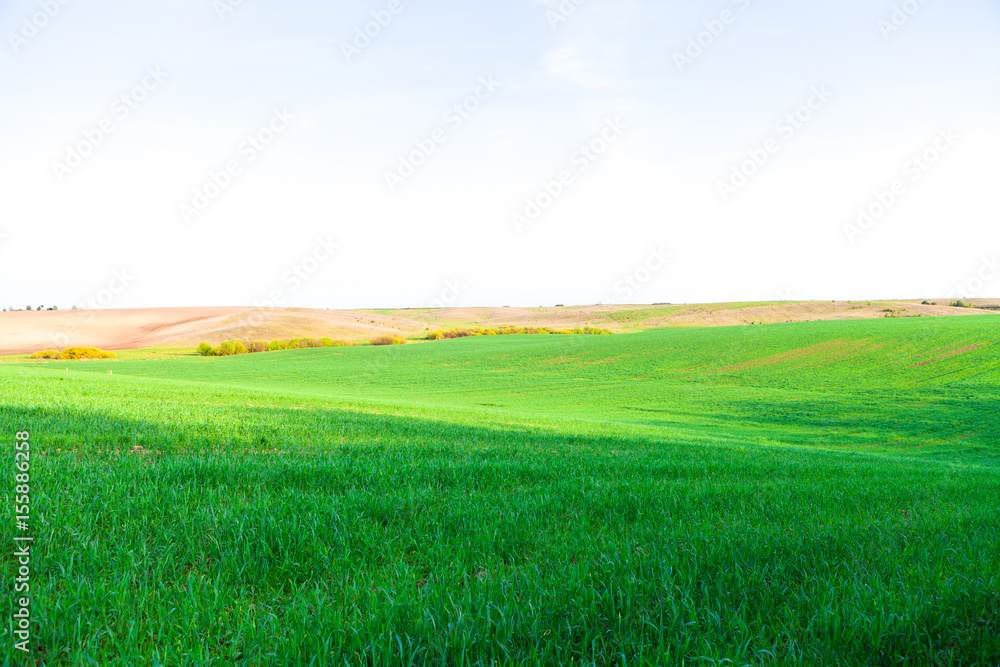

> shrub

[
  {"left": 30, "top": 350, "right": 61, "bottom": 359},
  {"left": 371, "top": 336, "right": 406, "bottom": 346},
  {"left": 266, "top": 338, "right": 323, "bottom": 350},
  {"left": 200, "top": 336, "right": 354, "bottom": 356},
  {"left": 951, "top": 300, "right": 969, "bottom": 308},
  {"left": 282, "top": 338, "right": 313, "bottom": 349},
  {"left": 445, "top": 329, "right": 476, "bottom": 339},
  {"left": 58, "top": 347, "right": 116, "bottom": 360}
]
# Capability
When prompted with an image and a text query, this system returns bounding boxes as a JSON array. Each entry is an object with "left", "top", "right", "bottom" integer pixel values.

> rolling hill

[
  {"left": 1, "top": 298, "right": 997, "bottom": 355},
  {"left": 2, "top": 314, "right": 998, "bottom": 663}
]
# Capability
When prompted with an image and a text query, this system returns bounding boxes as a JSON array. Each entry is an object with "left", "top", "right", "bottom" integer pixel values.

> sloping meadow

[{"left": 1, "top": 315, "right": 998, "bottom": 664}]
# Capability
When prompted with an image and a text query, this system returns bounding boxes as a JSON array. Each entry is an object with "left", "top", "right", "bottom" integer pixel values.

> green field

[{"left": 2, "top": 315, "right": 999, "bottom": 665}]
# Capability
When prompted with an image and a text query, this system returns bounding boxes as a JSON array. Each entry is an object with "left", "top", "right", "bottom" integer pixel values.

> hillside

[
  {"left": 363, "top": 298, "right": 1000, "bottom": 330},
  {"left": 3, "top": 314, "right": 999, "bottom": 663},
  {"left": 0, "top": 307, "right": 426, "bottom": 355},
  {"left": 56, "top": 314, "right": 1000, "bottom": 462},
  {"left": 1, "top": 299, "right": 996, "bottom": 355}
]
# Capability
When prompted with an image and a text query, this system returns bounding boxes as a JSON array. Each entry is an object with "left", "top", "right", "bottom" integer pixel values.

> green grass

[{"left": 1, "top": 315, "right": 999, "bottom": 665}]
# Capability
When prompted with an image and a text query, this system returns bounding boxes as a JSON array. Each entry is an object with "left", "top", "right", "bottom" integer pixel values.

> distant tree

[{"left": 26, "top": 306, "right": 32, "bottom": 311}]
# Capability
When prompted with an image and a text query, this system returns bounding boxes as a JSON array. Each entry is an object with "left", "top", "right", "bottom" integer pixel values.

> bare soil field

[{"left": 0, "top": 307, "right": 425, "bottom": 355}]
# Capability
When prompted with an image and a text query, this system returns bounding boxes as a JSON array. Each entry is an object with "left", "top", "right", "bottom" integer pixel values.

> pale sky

[{"left": 2, "top": 0, "right": 999, "bottom": 309}]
